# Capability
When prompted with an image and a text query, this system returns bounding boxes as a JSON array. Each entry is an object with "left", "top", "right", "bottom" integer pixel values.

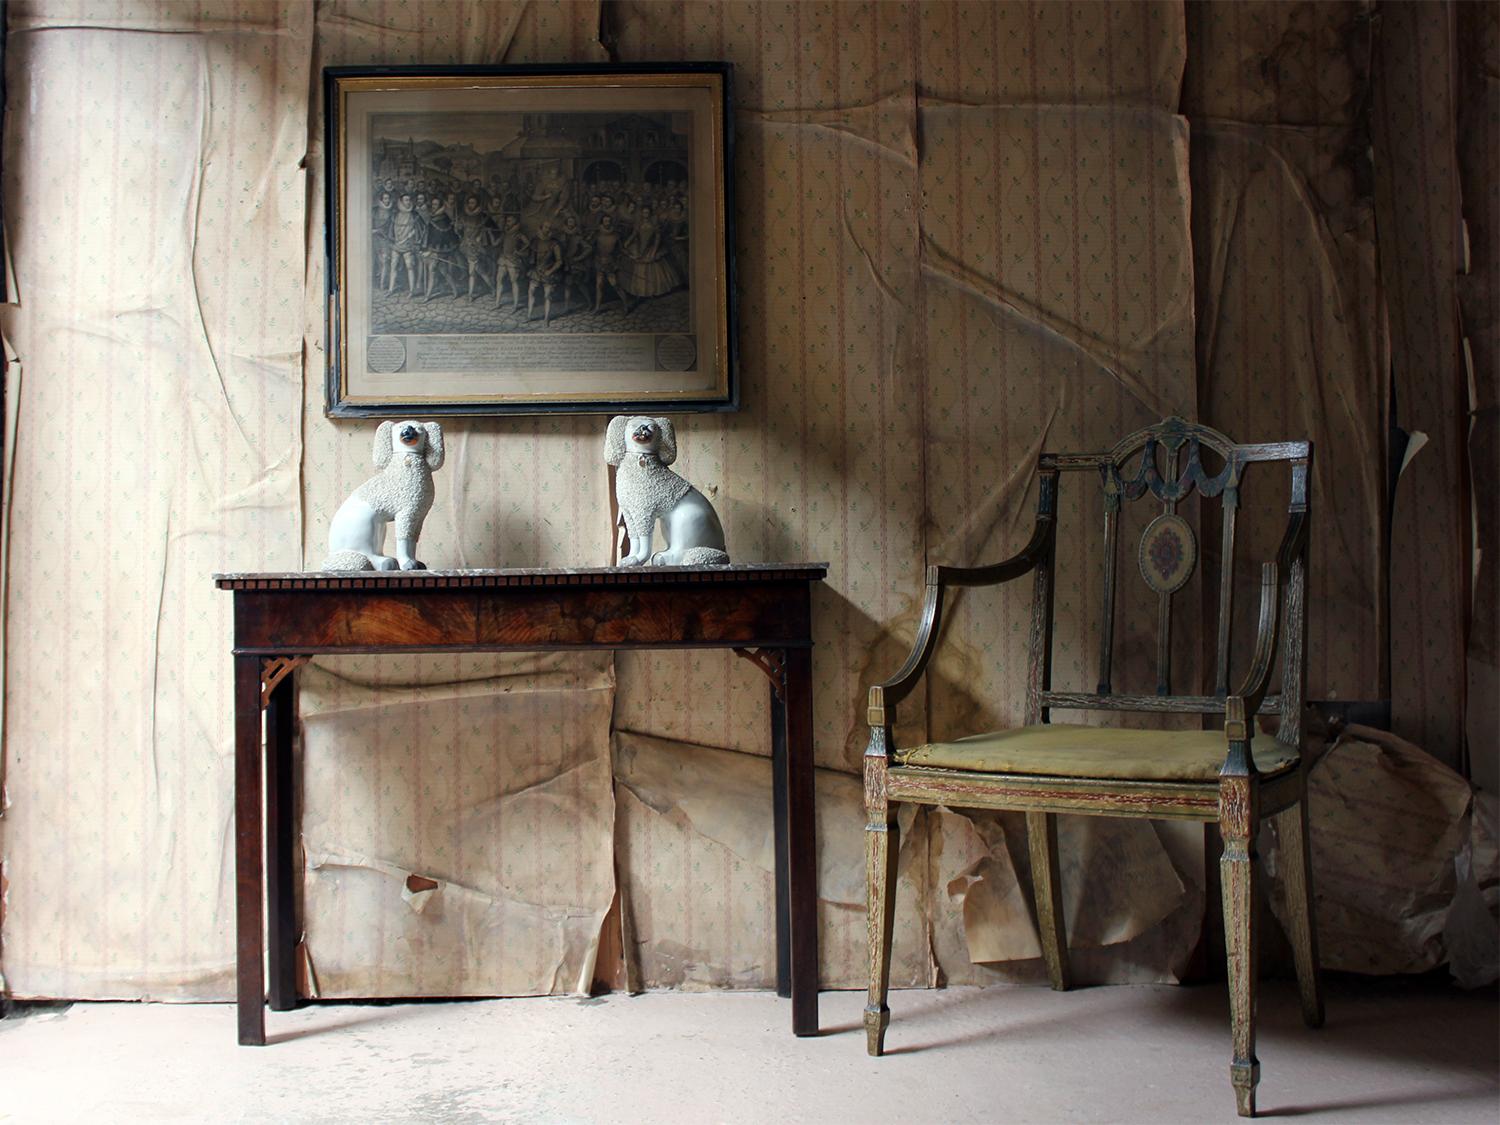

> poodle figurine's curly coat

[
  {"left": 605, "top": 416, "right": 730, "bottom": 567},
  {"left": 323, "top": 420, "right": 445, "bottom": 571}
]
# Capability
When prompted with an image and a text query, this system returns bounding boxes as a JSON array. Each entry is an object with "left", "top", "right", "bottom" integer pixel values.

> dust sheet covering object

[{"left": 1266, "top": 726, "right": 1498, "bottom": 986}]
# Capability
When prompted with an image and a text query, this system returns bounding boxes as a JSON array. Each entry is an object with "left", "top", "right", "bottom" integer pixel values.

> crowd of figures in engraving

[{"left": 368, "top": 111, "right": 692, "bottom": 334}]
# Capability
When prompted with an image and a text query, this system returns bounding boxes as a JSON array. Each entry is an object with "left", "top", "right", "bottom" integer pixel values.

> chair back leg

[
  {"left": 1275, "top": 790, "right": 1325, "bottom": 1028},
  {"left": 1220, "top": 775, "right": 1261, "bottom": 1117},
  {"left": 1025, "top": 811, "right": 1072, "bottom": 991}
]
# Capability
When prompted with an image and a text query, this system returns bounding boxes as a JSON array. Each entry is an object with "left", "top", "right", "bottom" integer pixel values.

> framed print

[{"left": 325, "top": 63, "right": 737, "bottom": 416}]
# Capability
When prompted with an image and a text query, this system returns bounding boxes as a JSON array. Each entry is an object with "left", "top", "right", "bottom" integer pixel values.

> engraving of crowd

[{"left": 371, "top": 169, "right": 690, "bottom": 327}]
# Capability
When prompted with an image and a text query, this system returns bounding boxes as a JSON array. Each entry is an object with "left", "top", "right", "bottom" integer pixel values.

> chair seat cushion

[{"left": 893, "top": 723, "right": 1298, "bottom": 782}]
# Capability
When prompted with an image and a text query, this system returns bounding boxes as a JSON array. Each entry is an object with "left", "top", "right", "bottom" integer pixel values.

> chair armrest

[
  {"left": 1223, "top": 509, "right": 1309, "bottom": 761},
  {"left": 928, "top": 515, "right": 1056, "bottom": 587},
  {"left": 867, "top": 515, "right": 1055, "bottom": 731}
]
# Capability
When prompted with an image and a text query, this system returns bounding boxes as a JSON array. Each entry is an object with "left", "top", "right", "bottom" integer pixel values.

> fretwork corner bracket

[
  {"left": 260, "top": 655, "right": 311, "bottom": 708},
  {"left": 734, "top": 646, "right": 787, "bottom": 701}
]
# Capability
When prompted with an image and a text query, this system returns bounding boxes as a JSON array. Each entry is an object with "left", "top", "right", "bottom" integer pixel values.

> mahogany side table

[{"left": 216, "top": 564, "right": 827, "bottom": 1044}]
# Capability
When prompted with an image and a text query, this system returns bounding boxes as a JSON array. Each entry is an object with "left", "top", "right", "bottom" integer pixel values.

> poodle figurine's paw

[
  {"left": 618, "top": 554, "right": 645, "bottom": 567},
  {"left": 400, "top": 558, "right": 427, "bottom": 571},
  {"left": 372, "top": 555, "right": 400, "bottom": 571}
]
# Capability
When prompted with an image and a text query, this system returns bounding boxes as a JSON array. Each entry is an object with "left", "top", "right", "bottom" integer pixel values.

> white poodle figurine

[
  {"left": 605, "top": 415, "right": 730, "bottom": 567},
  {"left": 322, "top": 420, "right": 445, "bottom": 571}
]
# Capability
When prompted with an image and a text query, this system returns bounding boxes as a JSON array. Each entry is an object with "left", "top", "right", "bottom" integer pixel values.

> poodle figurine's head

[
  {"left": 374, "top": 419, "right": 445, "bottom": 471},
  {"left": 605, "top": 415, "right": 676, "bottom": 466}
]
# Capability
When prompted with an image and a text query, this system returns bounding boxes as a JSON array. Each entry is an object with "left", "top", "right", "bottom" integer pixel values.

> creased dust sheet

[
  {"left": 292, "top": 1, "right": 625, "bottom": 1000},
  {"left": 1265, "top": 726, "right": 1498, "bottom": 984},
  {"left": 0, "top": 1, "right": 311, "bottom": 999},
  {"left": 1185, "top": 0, "right": 1388, "bottom": 711},
  {"left": 615, "top": 729, "right": 1205, "bottom": 991},
  {"left": 1373, "top": 2, "right": 1468, "bottom": 766},
  {"left": 601, "top": 0, "right": 1208, "bottom": 992},
  {"left": 912, "top": 2, "right": 1204, "bottom": 988},
  {"left": 298, "top": 655, "right": 616, "bottom": 997},
  {"left": 1456, "top": 0, "right": 1499, "bottom": 793},
  {"left": 613, "top": 730, "right": 927, "bottom": 990}
]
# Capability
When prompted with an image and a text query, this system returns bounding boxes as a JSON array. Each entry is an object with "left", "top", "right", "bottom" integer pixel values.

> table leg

[
  {"left": 233, "top": 654, "right": 266, "bottom": 1046},
  {"left": 770, "top": 673, "right": 792, "bottom": 999},
  {"left": 783, "top": 646, "right": 819, "bottom": 1036},
  {"left": 265, "top": 669, "right": 298, "bottom": 1012}
]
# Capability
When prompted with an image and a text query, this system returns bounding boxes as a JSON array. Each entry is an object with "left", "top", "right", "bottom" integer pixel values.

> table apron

[{"left": 233, "top": 584, "right": 813, "bottom": 651}]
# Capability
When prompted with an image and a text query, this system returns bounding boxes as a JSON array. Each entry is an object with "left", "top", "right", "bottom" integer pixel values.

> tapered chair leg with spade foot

[
  {"left": 1221, "top": 775, "right": 1261, "bottom": 1117},
  {"left": 864, "top": 759, "right": 900, "bottom": 1056},
  {"left": 864, "top": 808, "right": 899, "bottom": 1055}
]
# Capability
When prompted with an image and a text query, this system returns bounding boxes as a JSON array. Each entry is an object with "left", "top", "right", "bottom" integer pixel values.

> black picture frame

[{"left": 324, "top": 62, "right": 738, "bottom": 417}]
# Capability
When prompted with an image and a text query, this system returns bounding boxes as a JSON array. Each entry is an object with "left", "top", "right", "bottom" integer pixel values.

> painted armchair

[{"left": 863, "top": 417, "right": 1324, "bottom": 1117}]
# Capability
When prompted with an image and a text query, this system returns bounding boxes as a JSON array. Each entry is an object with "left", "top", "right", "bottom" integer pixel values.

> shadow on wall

[{"left": 818, "top": 578, "right": 985, "bottom": 758}]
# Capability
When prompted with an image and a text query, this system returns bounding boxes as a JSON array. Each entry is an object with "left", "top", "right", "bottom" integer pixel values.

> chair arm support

[
  {"left": 1222, "top": 509, "right": 1309, "bottom": 769},
  {"left": 867, "top": 580, "right": 944, "bottom": 729},
  {"left": 867, "top": 515, "right": 1054, "bottom": 731}
]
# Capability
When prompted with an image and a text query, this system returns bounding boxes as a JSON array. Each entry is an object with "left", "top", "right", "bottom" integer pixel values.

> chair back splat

[{"left": 1035, "top": 416, "right": 1312, "bottom": 749}]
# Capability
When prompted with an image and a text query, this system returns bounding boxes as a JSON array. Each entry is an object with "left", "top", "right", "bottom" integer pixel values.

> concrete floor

[{"left": 1, "top": 977, "right": 1495, "bottom": 1123}]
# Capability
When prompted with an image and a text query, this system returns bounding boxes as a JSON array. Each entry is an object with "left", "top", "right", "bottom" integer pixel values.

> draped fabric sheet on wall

[
  {"left": 1185, "top": 1, "right": 1387, "bottom": 709},
  {"left": 1373, "top": 1, "right": 1468, "bottom": 771},
  {"left": 0, "top": 2, "right": 312, "bottom": 998},
  {"left": 1454, "top": 0, "right": 1498, "bottom": 794},
  {"left": 0, "top": 0, "right": 1476, "bottom": 1001}
]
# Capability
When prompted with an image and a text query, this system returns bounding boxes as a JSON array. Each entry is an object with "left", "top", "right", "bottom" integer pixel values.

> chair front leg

[
  {"left": 1220, "top": 772, "right": 1261, "bottom": 1117},
  {"left": 1025, "top": 811, "right": 1071, "bottom": 991},
  {"left": 864, "top": 739, "right": 899, "bottom": 1057},
  {"left": 1275, "top": 786, "right": 1325, "bottom": 1029}
]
